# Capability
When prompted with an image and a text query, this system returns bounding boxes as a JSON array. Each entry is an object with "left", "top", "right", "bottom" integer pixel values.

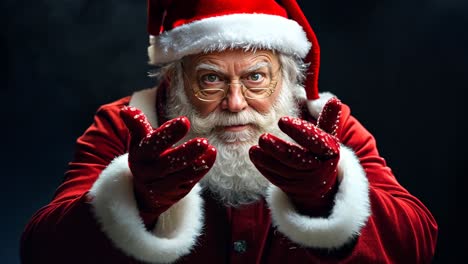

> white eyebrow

[
  {"left": 244, "top": 61, "right": 272, "bottom": 73},
  {"left": 195, "top": 63, "right": 223, "bottom": 73}
]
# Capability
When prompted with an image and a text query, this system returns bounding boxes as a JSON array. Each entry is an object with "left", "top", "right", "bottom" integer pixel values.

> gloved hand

[
  {"left": 120, "top": 106, "right": 216, "bottom": 219},
  {"left": 249, "top": 98, "right": 342, "bottom": 216}
]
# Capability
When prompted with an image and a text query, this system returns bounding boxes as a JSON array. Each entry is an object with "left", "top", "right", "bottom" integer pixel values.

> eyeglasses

[{"left": 183, "top": 65, "right": 281, "bottom": 102}]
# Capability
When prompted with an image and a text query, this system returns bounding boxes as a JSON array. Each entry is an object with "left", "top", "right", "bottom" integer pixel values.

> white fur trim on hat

[
  {"left": 88, "top": 154, "right": 204, "bottom": 264},
  {"left": 148, "top": 13, "right": 311, "bottom": 65},
  {"left": 266, "top": 145, "right": 370, "bottom": 249}
]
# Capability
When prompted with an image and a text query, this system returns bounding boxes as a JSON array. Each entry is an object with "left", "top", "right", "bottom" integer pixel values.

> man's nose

[{"left": 221, "top": 83, "right": 248, "bottom": 112}]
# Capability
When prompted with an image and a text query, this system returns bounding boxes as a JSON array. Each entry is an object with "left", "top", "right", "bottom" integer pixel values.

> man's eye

[
  {"left": 202, "top": 74, "right": 221, "bottom": 83},
  {"left": 248, "top": 73, "right": 264, "bottom": 82}
]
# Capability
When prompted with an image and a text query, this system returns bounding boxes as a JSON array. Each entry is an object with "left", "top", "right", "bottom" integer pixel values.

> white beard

[{"left": 165, "top": 74, "right": 302, "bottom": 207}]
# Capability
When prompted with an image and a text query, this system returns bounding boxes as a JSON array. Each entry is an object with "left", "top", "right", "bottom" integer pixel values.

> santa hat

[{"left": 147, "top": 0, "right": 321, "bottom": 100}]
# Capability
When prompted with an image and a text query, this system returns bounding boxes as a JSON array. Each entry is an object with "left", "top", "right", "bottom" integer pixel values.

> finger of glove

[
  {"left": 157, "top": 138, "right": 213, "bottom": 175},
  {"left": 257, "top": 133, "right": 322, "bottom": 170},
  {"left": 278, "top": 117, "right": 339, "bottom": 157},
  {"left": 169, "top": 147, "right": 217, "bottom": 190},
  {"left": 132, "top": 139, "right": 215, "bottom": 184},
  {"left": 249, "top": 145, "right": 310, "bottom": 182},
  {"left": 127, "top": 116, "right": 191, "bottom": 162},
  {"left": 317, "top": 97, "right": 342, "bottom": 136},
  {"left": 250, "top": 146, "right": 338, "bottom": 196},
  {"left": 120, "top": 106, "right": 153, "bottom": 147},
  {"left": 143, "top": 116, "right": 190, "bottom": 155},
  {"left": 250, "top": 147, "right": 311, "bottom": 195},
  {"left": 146, "top": 146, "right": 216, "bottom": 196}
]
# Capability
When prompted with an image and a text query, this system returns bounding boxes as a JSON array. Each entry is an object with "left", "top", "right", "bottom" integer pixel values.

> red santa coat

[{"left": 20, "top": 88, "right": 438, "bottom": 264}]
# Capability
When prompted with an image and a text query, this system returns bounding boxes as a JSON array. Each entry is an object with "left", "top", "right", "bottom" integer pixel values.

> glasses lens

[
  {"left": 196, "top": 88, "right": 226, "bottom": 102},
  {"left": 192, "top": 71, "right": 279, "bottom": 102},
  {"left": 244, "top": 87, "right": 273, "bottom": 99},
  {"left": 244, "top": 78, "right": 277, "bottom": 99}
]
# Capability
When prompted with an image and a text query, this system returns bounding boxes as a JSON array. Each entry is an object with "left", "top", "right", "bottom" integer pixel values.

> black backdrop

[{"left": 3, "top": 0, "right": 464, "bottom": 263}]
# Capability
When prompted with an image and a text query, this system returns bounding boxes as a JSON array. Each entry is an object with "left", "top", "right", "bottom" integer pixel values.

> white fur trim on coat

[
  {"left": 266, "top": 145, "right": 370, "bottom": 249},
  {"left": 88, "top": 154, "right": 204, "bottom": 264},
  {"left": 148, "top": 13, "right": 311, "bottom": 65}
]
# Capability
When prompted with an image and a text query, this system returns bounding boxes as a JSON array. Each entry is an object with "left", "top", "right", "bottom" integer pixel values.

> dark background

[{"left": 3, "top": 0, "right": 464, "bottom": 263}]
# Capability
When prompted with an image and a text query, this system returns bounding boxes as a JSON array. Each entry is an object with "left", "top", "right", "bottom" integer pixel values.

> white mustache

[{"left": 190, "top": 109, "right": 276, "bottom": 135}]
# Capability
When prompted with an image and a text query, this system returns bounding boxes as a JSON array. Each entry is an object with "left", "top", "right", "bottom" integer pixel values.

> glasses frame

[{"left": 183, "top": 64, "right": 282, "bottom": 103}]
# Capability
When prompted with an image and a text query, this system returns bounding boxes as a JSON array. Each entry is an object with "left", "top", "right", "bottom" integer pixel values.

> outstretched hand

[
  {"left": 120, "top": 106, "right": 216, "bottom": 216},
  {"left": 249, "top": 97, "right": 342, "bottom": 215}
]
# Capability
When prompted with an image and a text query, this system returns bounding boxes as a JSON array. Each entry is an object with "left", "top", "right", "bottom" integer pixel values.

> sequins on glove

[
  {"left": 120, "top": 106, "right": 216, "bottom": 217},
  {"left": 249, "top": 98, "right": 342, "bottom": 216}
]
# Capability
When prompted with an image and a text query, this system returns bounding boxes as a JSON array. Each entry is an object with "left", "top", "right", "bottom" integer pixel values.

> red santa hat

[{"left": 147, "top": 0, "right": 321, "bottom": 100}]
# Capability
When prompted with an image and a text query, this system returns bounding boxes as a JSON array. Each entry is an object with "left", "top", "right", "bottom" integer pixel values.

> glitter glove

[
  {"left": 250, "top": 98, "right": 342, "bottom": 216},
  {"left": 120, "top": 106, "right": 216, "bottom": 217}
]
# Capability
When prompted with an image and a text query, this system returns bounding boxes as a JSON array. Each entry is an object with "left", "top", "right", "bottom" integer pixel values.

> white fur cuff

[
  {"left": 88, "top": 154, "right": 204, "bottom": 264},
  {"left": 266, "top": 146, "right": 370, "bottom": 249}
]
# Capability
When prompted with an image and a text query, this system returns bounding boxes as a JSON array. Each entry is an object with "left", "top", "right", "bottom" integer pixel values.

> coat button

[{"left": 233, "top": 240, "right": 247, "bottom": 253}]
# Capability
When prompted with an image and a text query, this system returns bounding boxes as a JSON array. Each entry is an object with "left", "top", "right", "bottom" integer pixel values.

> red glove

[
  {"left": 249, "top": 98, "right": 342, "bottom": 216},
  {"left": 120, "top": 106, "right": 216, "bottom": 220}
]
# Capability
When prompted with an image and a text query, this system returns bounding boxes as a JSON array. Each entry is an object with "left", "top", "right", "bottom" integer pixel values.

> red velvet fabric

[
  {"left": 20, "top": 94, "right": 438, "bottom": 263},
  {"left": 147, "top": 0, "right": 288, "bottom": 35}
]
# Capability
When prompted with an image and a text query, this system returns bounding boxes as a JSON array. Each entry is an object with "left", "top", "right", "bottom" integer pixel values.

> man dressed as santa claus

[{"left": 21, "top": 0, "right": 438, "bottom": 263}]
